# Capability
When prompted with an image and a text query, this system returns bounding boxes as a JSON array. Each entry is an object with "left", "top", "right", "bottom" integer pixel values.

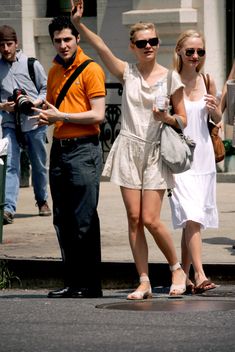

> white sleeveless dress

[{"left": 169, "top": 96, "right": 218, "bottom": 229}]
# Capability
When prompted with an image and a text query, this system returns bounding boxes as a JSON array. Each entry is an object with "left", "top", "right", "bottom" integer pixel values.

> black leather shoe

[
  {"left": 47, "top": 287, "right": 103, "bottom": 298},
  {"left": 47, "top": 287, "right": 72, "bottom": 298},
  {"left": 71, "top": 288, "right": 103, "bottom": 298}
]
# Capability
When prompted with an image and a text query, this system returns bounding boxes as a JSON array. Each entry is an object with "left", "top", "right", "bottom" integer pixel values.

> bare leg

[
  {"left": 142, "top": 190, "right": 186, "bottom": 294},
  {"left": 181, "top": 229, "right": 192, "bottom": 276},
  {"left": 181, "top": 229, "right": 194, "bottom": 290},
  {"left": 121, "top": 187, "right": 148, "bottom": 276},
  {"left": 184, "top": 220, "right": 215, "bottom": 291},
  {"left": 121, "top": 187, "right": 151, "bottom": 299}
]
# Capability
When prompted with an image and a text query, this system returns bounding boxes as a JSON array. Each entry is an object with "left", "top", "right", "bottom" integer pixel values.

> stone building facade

[
  {"left": 0, "top": 0, "right": 234, "bottom": 157},
  {"left": 0, "top": 0, "right": 232, "bottom": 89}
]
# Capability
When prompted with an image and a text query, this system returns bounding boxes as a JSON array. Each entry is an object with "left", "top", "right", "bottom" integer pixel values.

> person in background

[
  {"left": 0, "top": 25, "right": 51, "bottom": 225},
  {"left": 220, "top": 59, "right": 235, "bottom": 145},
  {"left": 220, "top": 59, "right": 235, "bottom": 251},
  {"left": 71, "top": 0, "right": 187, "bottom": 299},
  {"left": 169, "top": 29, "right": 222, "bottom": 294},
  {"left": 34, "top": 15, "right": 106, "bottom": 298},
  {"left": 220, "top": 59, "right": 235, "bottom": 114}
]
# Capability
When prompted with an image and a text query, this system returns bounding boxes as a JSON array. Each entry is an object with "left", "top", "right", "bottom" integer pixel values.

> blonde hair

[
  {"left": 173, "top": 29, "right": 206, "bottom": 73},
  {"left": 129, "top": 22, "right": 158, "bottom": 43}
]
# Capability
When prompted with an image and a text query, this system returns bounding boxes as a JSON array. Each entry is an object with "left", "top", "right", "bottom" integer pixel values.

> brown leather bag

[{"left": 202, "top": 73, "right": 225, "bottom": 163}]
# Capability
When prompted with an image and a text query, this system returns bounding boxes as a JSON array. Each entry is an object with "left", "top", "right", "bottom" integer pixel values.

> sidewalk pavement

[{"left": 0, "top": 174, "right": 235, "bottom": 288}]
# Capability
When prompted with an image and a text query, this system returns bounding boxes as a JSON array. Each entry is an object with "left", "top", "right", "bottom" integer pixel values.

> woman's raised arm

[{"left": 70, "top": 0, "right": 126, "bottom": 82}]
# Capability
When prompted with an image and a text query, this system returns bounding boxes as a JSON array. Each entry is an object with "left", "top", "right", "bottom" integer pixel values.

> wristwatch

[{"left": 63, "top": 114, "right": 70, "bottom": 122}]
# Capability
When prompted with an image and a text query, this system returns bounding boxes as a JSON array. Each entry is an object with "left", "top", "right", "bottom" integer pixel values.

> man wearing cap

[{"left": 0, "top": 25, "right": 51, "bottom": 224}]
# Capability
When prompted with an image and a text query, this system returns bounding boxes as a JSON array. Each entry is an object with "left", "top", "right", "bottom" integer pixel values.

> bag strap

[
  {"left": 202, "top": 73, "right": 215, "bottom": 126},
  {"left": 175, "top": 115, "right": 185, "bottom": 132},
  {"left": 55, "top": 59, "right": 93, "bottom": 109},
  {"left": 166, "top": 69, "right": 173, "bottom": 99},
  {"left": 201, "top": 73, "right": 210, "bottom": 93},
  {"left": 28, "top": 57, "right": 37, "bottom": 88},
  {"left": 166, "top": 70, "right": 184, "bottom": 132}
]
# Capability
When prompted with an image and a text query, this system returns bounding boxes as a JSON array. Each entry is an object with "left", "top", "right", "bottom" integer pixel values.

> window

[{"left": 46, "top": 0, "right": 97, "bottom": 17}]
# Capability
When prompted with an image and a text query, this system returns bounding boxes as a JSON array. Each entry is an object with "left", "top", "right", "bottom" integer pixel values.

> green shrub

[
  {"left": 223, "top": 139, "right": 235, "bottom": 156},
  {"left": 0, "top": 260, "right": 21, "bottom": 289}
]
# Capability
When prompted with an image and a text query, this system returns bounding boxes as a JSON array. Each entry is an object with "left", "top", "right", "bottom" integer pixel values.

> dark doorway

[
  {"left": 46, "top": 0, "right": 97, "bottom": 18},
  {"left": 226, "top": 0, "right": 235, "bottom": 75}
]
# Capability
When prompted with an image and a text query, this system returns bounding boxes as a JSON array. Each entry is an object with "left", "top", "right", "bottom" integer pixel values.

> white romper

[
  {"left": 169, "top": 94, "right": 218, "bottom": 229},
  {"left": 102, "top": 63, "right": 184, "bottom": 190}
]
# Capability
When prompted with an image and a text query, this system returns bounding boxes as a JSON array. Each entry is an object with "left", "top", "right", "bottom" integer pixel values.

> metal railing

[{"left": 100, "top": 83, "right": 123, "bottom": 163}]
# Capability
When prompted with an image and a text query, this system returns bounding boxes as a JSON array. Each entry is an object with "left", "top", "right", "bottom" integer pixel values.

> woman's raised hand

[{"left": 70, "top": 0, "right": 83, "bottom": 23}]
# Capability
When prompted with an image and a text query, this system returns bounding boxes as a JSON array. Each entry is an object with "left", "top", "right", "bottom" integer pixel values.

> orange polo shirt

[{"left": 47, "top": 47, "right": 106, "bottom": 139}]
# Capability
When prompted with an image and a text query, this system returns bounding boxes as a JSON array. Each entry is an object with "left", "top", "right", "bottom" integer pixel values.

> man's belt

[{"left": 53, "top": 135, "right": 99, "bottom": 147}]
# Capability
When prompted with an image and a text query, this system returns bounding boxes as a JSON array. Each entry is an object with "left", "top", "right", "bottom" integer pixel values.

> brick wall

[{"left": 0, "top": 0, "right": 22, "bottom": 46}]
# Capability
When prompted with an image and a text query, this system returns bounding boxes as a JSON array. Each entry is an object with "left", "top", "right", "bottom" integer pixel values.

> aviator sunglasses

[
  {"left": 185, "top": 48, "right": 206, "bottom": 57},
  {"left": 134, "top": 37, "right": 159, "bottom": 49}
]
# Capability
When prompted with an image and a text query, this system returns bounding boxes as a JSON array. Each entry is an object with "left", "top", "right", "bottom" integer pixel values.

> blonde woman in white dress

[
  {"left": 169, "top": 30, "right": 222, "bottom": 294},
  {"left": 71, "top": 0, "right": 187, "bottom": 298}
]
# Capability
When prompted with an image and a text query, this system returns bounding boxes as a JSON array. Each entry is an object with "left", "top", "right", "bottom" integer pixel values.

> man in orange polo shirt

[{"left": 34, "top": 16, "right": 106, "bottom": 298}]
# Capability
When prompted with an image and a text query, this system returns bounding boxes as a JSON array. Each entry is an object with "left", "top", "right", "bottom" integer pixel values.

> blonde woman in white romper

[
  {"left": 71, "top": 0, "right": 187, "bottom": 298},
  {"left": 169, "top": 30, "right": 222, "bottom": 294}
]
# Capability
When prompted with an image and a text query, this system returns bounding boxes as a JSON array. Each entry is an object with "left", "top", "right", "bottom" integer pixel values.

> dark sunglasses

[
  {"left": 134, "top": 37, "right": 159, "bottom": 49},
  {"left": 185, "top": 48, "right": 206, "bottom": 57}
]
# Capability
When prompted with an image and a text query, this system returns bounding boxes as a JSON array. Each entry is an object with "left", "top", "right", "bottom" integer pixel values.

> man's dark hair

[{"left": 48, "top": 16, "right": 79, "bottom": 41}]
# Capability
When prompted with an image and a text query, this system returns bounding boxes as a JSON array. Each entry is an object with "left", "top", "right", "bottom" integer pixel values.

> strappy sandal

[
  {"left": 194, "top": 279, "right": 216, "bottom": 294},
  {"left": 185, "top": 283, "right": 195, "bottom": 295},
  {"left": 169, "top": 262, "right": 186, "bottom": 296},
  {"left": 185, "top": 278, "right": 195, "bottom": 294},
  {"left": 127, "top": 275, "right": 152, "bottom": 300}
]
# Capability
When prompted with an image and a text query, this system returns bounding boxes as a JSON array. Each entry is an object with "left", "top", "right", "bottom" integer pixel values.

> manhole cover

[{"left": 97, "top": 300, "right": 235, "bottom": 312}]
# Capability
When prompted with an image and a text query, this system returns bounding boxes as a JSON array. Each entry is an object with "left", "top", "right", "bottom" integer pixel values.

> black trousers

[{"left": 49, "top": 136, "right": 102, "bottom": 291}]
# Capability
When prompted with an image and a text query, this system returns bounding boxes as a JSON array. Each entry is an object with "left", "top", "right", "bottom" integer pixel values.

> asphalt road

[{"left": 0, "top": 285, "right": 235, "bottom": 352}]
